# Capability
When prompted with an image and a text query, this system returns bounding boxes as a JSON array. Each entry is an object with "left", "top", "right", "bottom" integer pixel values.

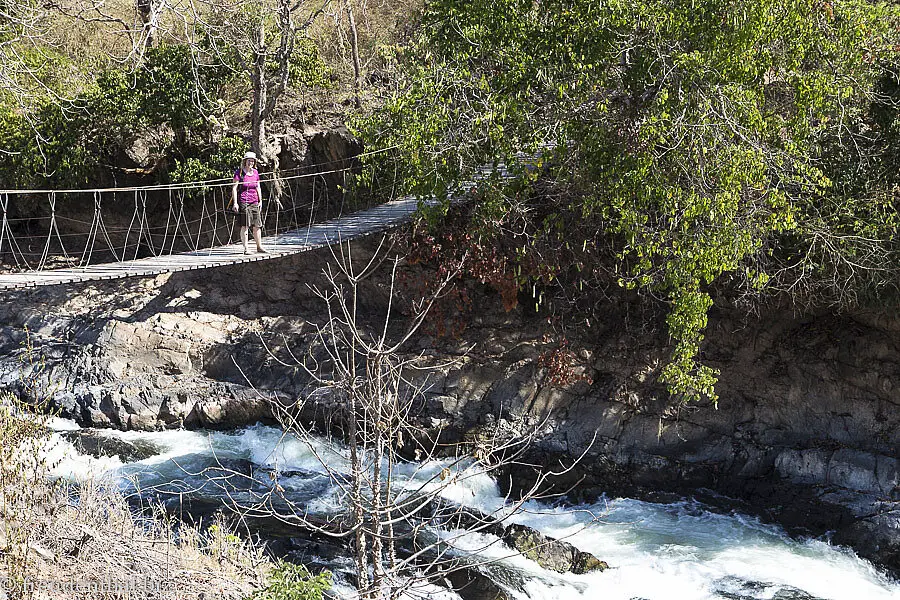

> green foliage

[
  {"left": 171, "top": 136, "right": 249, "bottom": 184},
  {"left": 251, "top": 561, "right": 332, "bottom": 600},
  {"left": 0, "top": 100, "right": 94, "bottom": 188},
  {"left": 137, "top": 44, "right": 232, "bottom": 129},
  {"left": 0, "top": 43, "right": 235, "bottom": 188},
  {"left": 0, "top": 44, "right": 74, "bottom": 105},
  {"left": 91, "top": 44, "right": 231, "bottom": 131},
  {"left": 0, "top": 0, "right": 59, "bottom": 111},
  {"left": 362, "top": 0, "right": 900, "bottom": 404},
  {"left": 269, "top": 37, "right": 334, "bottom": 89}
]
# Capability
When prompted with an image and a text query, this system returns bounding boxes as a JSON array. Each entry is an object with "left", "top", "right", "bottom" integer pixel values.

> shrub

[{"left": 250, "top": 561, "right": 332, "bottom": 600}]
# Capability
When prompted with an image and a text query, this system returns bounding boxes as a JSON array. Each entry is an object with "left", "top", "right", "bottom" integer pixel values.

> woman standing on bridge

[{"left": 231, "top": 152, "right": 281, "bottom": 254}]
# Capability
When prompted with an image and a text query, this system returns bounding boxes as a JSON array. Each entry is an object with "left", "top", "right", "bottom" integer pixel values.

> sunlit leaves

[{"left": 364, "top": 0, "right": 899, "bottom": 405}]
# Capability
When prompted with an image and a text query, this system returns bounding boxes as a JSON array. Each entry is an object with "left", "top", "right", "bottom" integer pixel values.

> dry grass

[
  {"left": 0, "top": 392, "right": 271, "bottom": 600},
  {"left": 312, "top": 0, "right": 423, "bottom": 72},
  {"left": 12, "top": 481, "right": 270, "bottom": 600}
]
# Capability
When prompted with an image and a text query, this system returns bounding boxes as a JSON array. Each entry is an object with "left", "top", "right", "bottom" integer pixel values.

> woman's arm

[{"left": 231, "top": 180, "right": 239, "bottom": 210}]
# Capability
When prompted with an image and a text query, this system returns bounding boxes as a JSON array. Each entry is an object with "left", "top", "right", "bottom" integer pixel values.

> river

[{"left": 43, "top": 419, "right": 900, "bottom": 600}]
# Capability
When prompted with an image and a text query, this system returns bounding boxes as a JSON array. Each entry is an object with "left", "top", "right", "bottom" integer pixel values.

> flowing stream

[{"left": 43, "top": 419, "right": 900, "bottom": 600}]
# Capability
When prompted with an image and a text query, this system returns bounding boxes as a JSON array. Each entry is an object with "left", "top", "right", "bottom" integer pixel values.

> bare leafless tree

[
  {"left": 0, "top": 0, "right": 60, "bottom": 129},
  {"left": 344, "top": 0, "right": 361, "bottom": 108},
  {"left": 203, "top": 238, "right": 598, "bottom": 599},
  {"left": 183, "top": 0, "right": 329, "bottom": 171}
]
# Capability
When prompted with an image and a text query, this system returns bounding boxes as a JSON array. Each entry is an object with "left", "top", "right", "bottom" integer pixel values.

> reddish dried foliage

[
  {"left": 536, "top": 337, "right": 593, "bottom": 387},
  {"left": 397, "top": 205, "right": 600, "bottom": 386},
  {"left": 399, "top": 226, "right": 516, "bottom": 338}
]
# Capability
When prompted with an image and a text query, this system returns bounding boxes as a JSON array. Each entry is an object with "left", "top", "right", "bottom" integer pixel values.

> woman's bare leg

[
  {"left": 240, "top": 226, "right": 249, "bottom": 253},
  {"left": 253, "top": 226, "right": 264, "bottom": 252}
]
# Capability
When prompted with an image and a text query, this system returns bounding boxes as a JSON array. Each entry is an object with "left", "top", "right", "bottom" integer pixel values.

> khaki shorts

[{"left": 239, "top": 202, "right": 262, "bottom": 229}]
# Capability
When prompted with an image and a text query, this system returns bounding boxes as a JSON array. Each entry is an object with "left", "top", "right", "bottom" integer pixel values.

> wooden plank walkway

[{"left": 0, "top": 196, "right": 425, "bottom": 291}]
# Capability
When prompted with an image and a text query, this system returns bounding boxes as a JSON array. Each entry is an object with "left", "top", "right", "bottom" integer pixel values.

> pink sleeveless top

[{"left": 234, "top": 169, "right": 260, "bottom": 204}]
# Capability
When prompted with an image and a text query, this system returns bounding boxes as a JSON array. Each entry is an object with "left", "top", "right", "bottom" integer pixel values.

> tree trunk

[
  {"left": 345, "top": 0, "right": 362, "bottom": 108},
  {"left": 137, "top": 0, "right": 161, "bottom": 54},
  {"left": 137, "top": 0, "right": 152, "bottom": 42},
  {"left": 249, "top": 16, "right": 286, "bottom": 201},
  {"left": 250, "top": 18, "right": 267, "bottom": 161}
]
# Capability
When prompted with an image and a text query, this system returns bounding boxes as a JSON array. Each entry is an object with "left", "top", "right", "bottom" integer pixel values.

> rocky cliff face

[{"left": 1, "top": 241, "right": 899, "bottom": 573}]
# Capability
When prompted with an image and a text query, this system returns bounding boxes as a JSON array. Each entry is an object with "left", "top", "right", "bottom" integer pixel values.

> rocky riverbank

[{"left": 1, "top": 238, "right": 899, "bottom": 576}]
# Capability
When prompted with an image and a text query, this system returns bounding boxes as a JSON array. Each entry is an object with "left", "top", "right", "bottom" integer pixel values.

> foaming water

[
  {"left": 40, "top": 421, "right": 900, "bottom": 600},
  {"left": 488, "top": 498, "right": 900, "bottom": 600}
]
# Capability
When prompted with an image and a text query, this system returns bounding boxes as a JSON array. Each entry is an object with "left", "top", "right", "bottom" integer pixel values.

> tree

[
  {"left": 344, "top": 0, "right": 361, "bottom": 108},
  {"left": 189, "top": 0, "right": 330, "bottom": 168},
  {"left": 0, "top": 0, "right": 179, "bottom": 163},
  {"left": 362, "top": 0, "right": 900, "bottom": 405},
  {"left": 0, "top": 0, "right": 65, "bottom": 139},
  {"left": 214, "top": 239, "right": 596, "bottom": 599}
]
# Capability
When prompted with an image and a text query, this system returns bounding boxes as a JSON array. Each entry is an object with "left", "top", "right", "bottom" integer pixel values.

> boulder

[
  {"left": 124, "top": 124, "right": 175, "bottom": 171},
  {"left": 444, "top": 569, "right": 513, "bottom": 600},
  {"left": 304, "top": 125, "right": 362, "bottom": 168},
  {"left": 427, "top": 498, "right": 608, "bottom": 575},
  {"left": 501, "top": 523, "right": 608, "bottom": 575},
  {"left": 60, "top": 430, "right": 160, "bottom": 463}
]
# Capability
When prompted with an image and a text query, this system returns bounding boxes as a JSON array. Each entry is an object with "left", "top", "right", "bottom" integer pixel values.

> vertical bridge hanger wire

[
  {"left": 98, "top": 190, "right": 123, "bottom": 263},
  {"left": 0, "top": 144, "right": 433, "bottom": 286},
  {"left": 38, "top": 191, "right": 70, "bottom": 270}
]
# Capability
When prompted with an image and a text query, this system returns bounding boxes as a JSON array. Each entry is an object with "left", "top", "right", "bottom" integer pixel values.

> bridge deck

[{"left": 0, "top": 196, "right": 422, "bottom": 290}]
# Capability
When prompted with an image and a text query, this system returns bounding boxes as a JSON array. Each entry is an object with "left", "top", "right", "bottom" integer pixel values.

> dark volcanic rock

[
  {"left": 60, "top": 429, "right": 160, "bottom": 462},
  {"left": 501, "top": 523, "right": 608, "bottom": 574},
  {"left": 426, "top": 498, "right": 607, "bottom": 574},
  {"left": 832, "top": 509, "right": 900, "bottom": 571},
  {"left": 445, "top": 568, "right": 513, "bottom": 600},
  {"left": 1, "top": 237, "right": 900, "bottom": 575},
  {"left": 305, "top": 126, "right": 362, "bottom": 170},
  {"left": 714, "top": 576, "right": 822, "bottom": 600}
]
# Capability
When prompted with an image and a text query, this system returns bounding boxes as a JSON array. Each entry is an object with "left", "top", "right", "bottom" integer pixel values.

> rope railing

[
  {"left": 0, "top": 143, "right": 384, "bottom": 271},
  {"left": 0, "top": 145, "right": 397, "bottom": 196},
  {"left": 0, "top": 143, "right": 420, "bottom": 289},
  {"left": 0, "top": 143, "right": 536, "bottom": 289}
]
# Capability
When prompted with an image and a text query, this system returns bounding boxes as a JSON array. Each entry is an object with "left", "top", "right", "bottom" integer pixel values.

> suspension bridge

[{"left": 0, "top": 150, "right": 434, "bottom": 291}]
